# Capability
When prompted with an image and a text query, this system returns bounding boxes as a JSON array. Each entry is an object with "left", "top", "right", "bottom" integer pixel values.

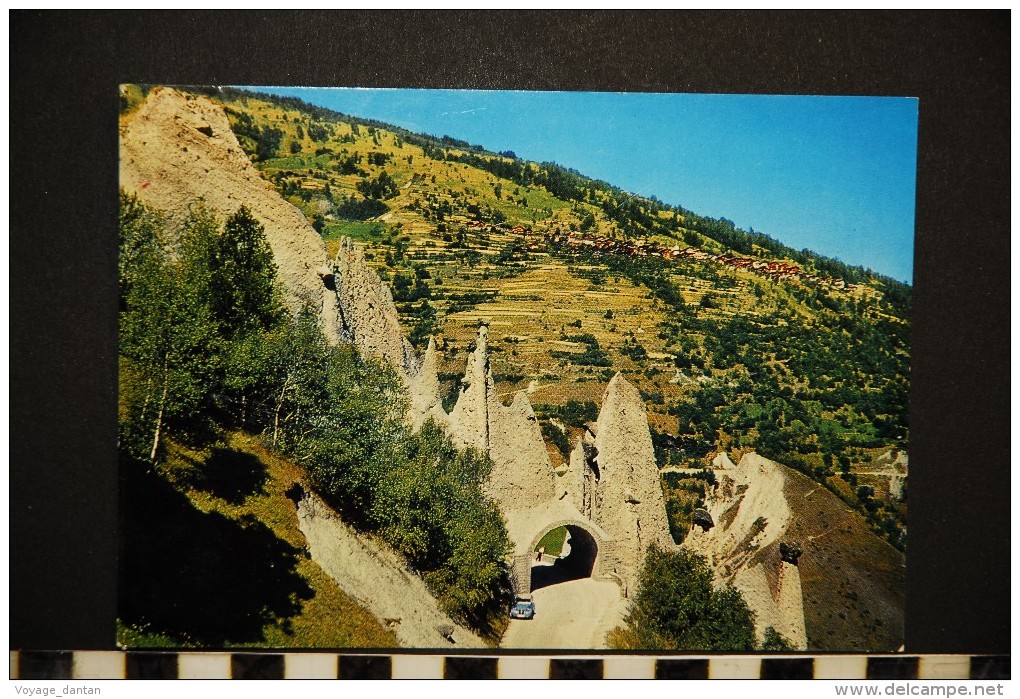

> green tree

[
  {"left": 209, "top": 206, "right": 284, "bottom": 338},
  {"left": 174, "top": 204, "right": 282, "bottom": 429},
  {"left": 176, "top": 201, "right": 221, "bottom": 296},
  {"left": 373, "top": 421, "right": 511, "bottom": 636},
  {"left": 256, "top": 126, "right": 283, "bottom": 161},
  {"left": 311, "top": 214, "right": 326, "bottom": 234},
  {"left": 760, "top": 626, "right": 796, "bottom": 651},
  {"left": 120, "top": 200, "right": 291, "bottom": 455},
  {"left": 119, "top": 207, "right": 221, "bottom": 460},
  {"left": 301, "top": 346, "right": 406, "bottom": 524},
  {"left": 356, "top": 171, "right": 399, "bottom": 200},
  {"left": 612, "top": 546, "right": 756, "bottom": 651},
  {"left": 249, "top": 303, "right": 334, "bottom": 448},
  {"left": 118, "top": 191, "right": 166, "bottom": 305}
]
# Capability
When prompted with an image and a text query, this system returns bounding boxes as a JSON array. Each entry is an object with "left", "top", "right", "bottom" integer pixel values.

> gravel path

[{"left": 501, "top": 578, "right": 626, "bottom": 649}]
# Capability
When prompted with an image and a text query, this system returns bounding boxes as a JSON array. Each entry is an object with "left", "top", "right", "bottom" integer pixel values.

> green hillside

[
  {"left": 118, "top": 431, "right": 399, "bottom": 649},
  {"left": 117, "top": 191, "right": 513, "bottom": 648},
  {"left": 171, "top": 85, "right": 910, "bottom": 553}
]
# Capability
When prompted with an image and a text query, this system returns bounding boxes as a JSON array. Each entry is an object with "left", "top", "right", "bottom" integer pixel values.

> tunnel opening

[{"left": 530, "top": 524, "right": 599, "bottom": 591}]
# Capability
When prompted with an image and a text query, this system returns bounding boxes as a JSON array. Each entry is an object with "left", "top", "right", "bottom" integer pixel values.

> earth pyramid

[{"left": 410, "top": 322, "right": 674, "bottom": 597}]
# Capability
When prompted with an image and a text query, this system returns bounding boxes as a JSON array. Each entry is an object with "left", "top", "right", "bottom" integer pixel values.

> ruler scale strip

[{"left": 8, "top": 651, "right": 1008, "bottom": 680}]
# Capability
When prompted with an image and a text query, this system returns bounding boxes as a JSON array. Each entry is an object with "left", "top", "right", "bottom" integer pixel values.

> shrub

[
  {"left": 611, "top": 546, "right": 756, "bottom": 651},
  {"left": 534, "top": 400, "right": 599, "bottom": 427},
  {"left": 760, "top": 626, "right": 795, "bottom": 651},
  {"left": 540, "top": 421, "right": 572, "bottom": 460}
]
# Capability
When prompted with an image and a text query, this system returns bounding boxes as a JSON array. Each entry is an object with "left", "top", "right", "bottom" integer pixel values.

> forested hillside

[
  {"left": 118, "top": 193, "right": 512, "bottom": 646},
  {"left": 123, "top": 84, "right": 913, "bottom": 551},
  {"left": 118, "top": 85, "right": 910, "bottom": 651},
  {"left": 145, "top": 85, "right": 909, "bottom": 552}
]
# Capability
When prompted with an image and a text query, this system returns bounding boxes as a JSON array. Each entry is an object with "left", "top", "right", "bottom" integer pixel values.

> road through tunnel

[{"left": 530, "top": 524, "right": 599, "bottom": 591}]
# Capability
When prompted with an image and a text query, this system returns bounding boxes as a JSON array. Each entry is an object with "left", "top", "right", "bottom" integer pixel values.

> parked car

[{"left": 510, "top": 594, "right": 536, "bottom": 620}]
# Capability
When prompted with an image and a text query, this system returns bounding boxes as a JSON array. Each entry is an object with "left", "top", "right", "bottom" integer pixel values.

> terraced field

[{"left": 192, "top": 86, "right": 910, "bottom": 553}]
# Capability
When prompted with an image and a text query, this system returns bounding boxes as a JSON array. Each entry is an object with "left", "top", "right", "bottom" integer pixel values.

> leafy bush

[
  {"left": 621, "top": 340, "right": 648, "bottom": 361},
  {"left": 550, "top": 334, "right": 611, "bottom": 367},
  {"left": 308, "top": 415, "right": 512, "bottom": 638},
  {"left": 333, "top": 196, "right": 389, "bottom": 220},
  {"left": 356, "top": 171, "right": 399, "bottom": 200},
  {"left": 253, "top": 127, "right": 283, "bottom": 161},
  {"left": 611, "top": 546, "right": 756, "bottom": 651},
  {"left": 760, "top": 626, "right": 795, "bottom": 651},
  {"left": 307, "top": 122, "right": 331, "bottom": 142},
  {"left": 534, "top": 400, "right": 599, "bottom": 427},
  {"left": 540, "top": 421, "right": 572, "bottom": 460}
]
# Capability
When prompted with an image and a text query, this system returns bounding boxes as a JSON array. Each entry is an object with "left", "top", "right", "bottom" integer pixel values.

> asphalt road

[{"left": 501, "top": 578, "right": 627, "bottom": 649}]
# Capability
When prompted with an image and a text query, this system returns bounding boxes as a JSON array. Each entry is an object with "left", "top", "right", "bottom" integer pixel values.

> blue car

[{"left": 510, "top": 595, "right": 536, "bottom": 620}]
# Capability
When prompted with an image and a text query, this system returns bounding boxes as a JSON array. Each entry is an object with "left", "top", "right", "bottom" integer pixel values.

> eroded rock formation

[
  {"left": 296, "top": 489, "right": 485, "bottom": 648},
  {"left": 590, "top": 374, "right": 674, "bottom": 558},
  {"left": 685, "top": 452, "right": 808, "bottom": 649},
  {"left": 120, "top": 87, "right": 338, "bottom": 339},
  {"left": 407, "top": 337, "right": 447, "bottom": 430},
  {"left": 488, "top": 391, "right": 559, "bottom": 509},
  {"left": 413, "top": 325, "right": 675, "bottom": 598},
  {"left": 120, "top": 88, "right": 417, "bottom": 379},
  {"left": 445, "top": 325, "right": 492, "bottom": 453},
  {"left": 442, "top": 324, "right": 557, "bottom": 510},
  {"left": 333, "top": 237, "right": 418, "bottom": 377}
]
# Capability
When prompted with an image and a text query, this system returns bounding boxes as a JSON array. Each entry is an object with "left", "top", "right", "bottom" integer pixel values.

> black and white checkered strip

[{"left": 10, "top": 651, "right": 1009, "bottom": 680}]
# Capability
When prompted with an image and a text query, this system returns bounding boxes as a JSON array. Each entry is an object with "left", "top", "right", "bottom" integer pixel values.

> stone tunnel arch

[{"left": 523, "top": 520, "right": 602, "bottom": 593}]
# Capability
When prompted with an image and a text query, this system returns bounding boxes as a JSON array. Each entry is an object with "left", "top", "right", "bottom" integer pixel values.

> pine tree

[
  {"left": 209, "top": 206, "right": 283, "bottom": 339},
  {"left": 118, "top": 191, "right": 165, "bottom": 305}
]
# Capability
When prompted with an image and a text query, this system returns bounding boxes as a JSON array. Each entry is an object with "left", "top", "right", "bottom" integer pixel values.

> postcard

[{"left": 117, "top": 84, "right": 915, "bottom": 652}]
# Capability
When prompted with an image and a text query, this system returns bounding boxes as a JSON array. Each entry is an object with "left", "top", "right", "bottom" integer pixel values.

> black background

[{"left": 10, "top": 11, "right": 1009, "bottom": 654}]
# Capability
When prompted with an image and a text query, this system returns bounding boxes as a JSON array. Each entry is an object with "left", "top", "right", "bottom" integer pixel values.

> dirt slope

[
  {"left": 686, "top": 453, "right": 807, "bottom": 648},
  {"left": 687, "top": 452, "right": 904, "bottom": 651},
  {"left": 295, "top": 490, "right": 485, "bottom": 649},
  {"left": 780, "top": 467, "right": 905, "bottom": 652}
]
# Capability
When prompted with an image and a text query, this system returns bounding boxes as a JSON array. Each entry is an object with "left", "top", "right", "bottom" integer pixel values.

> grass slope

[{"left": 534, "top": 526, "right": 568, "bottom": 558}]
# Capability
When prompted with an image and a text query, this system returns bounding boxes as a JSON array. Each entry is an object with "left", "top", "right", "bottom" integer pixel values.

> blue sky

[{"left": 250, "top": 87, "right": 917, "bottom": 283}]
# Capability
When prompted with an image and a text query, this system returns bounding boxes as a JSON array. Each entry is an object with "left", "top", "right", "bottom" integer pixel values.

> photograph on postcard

[{"left": 117, "top": 85, "right": 915, "bottom": 652}]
